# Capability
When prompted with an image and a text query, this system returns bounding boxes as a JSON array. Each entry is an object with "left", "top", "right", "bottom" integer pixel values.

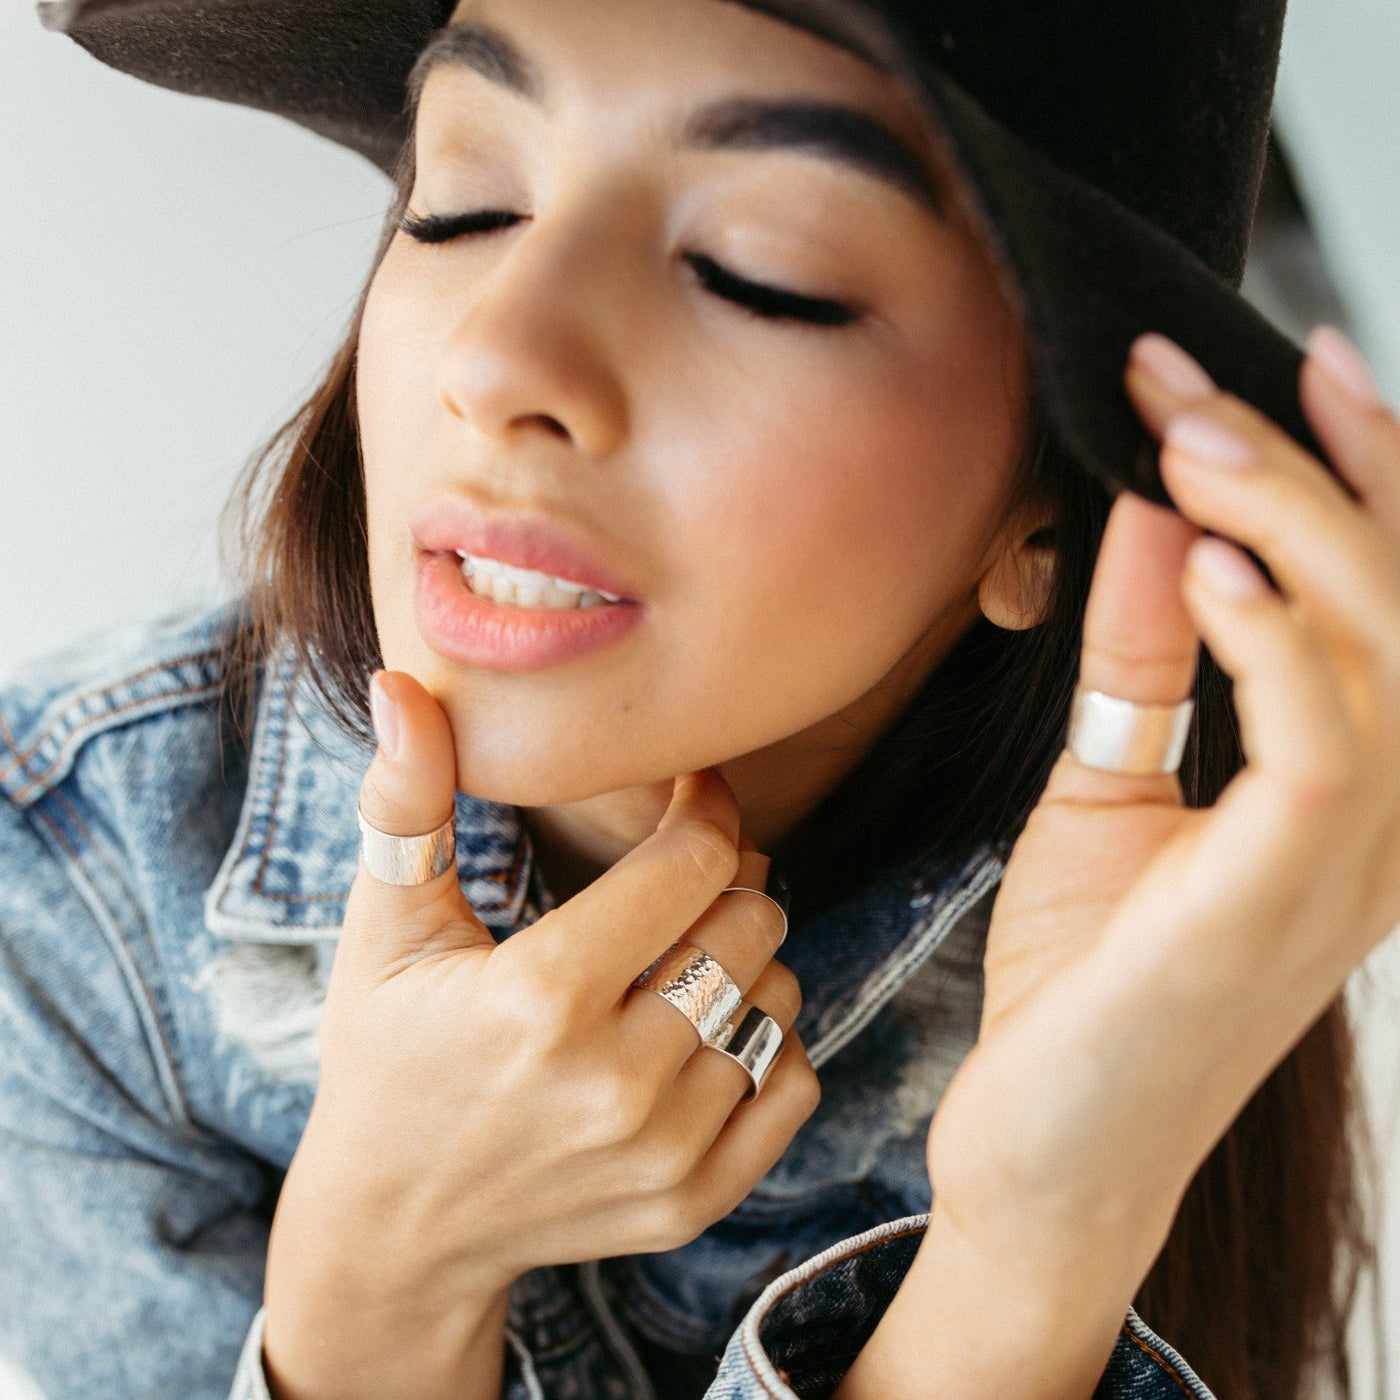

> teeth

[{"left": 455, "top": 551, "right": 622, "bottom": 610}]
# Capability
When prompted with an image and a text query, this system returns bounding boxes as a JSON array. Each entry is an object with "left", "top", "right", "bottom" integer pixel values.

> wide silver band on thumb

[{"left": 357, "top": 802, "right": 457, "bottom": 884}]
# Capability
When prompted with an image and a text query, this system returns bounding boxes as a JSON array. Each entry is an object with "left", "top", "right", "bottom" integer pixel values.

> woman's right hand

[{"left": 265, "top": 668, "right": 819, "bottom": 1329}]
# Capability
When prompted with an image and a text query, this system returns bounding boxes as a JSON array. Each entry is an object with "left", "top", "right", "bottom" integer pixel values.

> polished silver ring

[
  {"left": 717, "top": 885, "right": 790, "bottom": 948},
  {"left": 703, "top": 1003, "right": 786, "bottom": 1100},
  {"left": 356, "top": 801, "right": 457, "bottom": 885},
  {"left": 631, "top": 942, "right": 743, "bottom": 1045},
  {"left": 1066, "top": 686, "right": 1195, "bottom": 776}
]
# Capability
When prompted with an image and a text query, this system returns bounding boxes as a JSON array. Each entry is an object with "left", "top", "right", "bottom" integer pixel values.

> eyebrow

[{"left": 405, "top": 20, "right": 945, "bottom": 217}]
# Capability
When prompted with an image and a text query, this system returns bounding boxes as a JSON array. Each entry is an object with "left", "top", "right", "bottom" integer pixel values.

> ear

[{"left": 977, "top": 505, "right": 1057, "bottom": 631}]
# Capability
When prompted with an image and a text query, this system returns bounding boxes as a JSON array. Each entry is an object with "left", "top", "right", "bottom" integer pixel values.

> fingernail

[
  {"left": 1189, "top": 537, "right": 1270, "bottom": 599},
  {"left": 1130, "top": 334, "right": 1217, "bottom": 398},
  {"left": 369, "top": 672, "right": 401, "bottom": 758},
  {"left": 1164, "top": 412, "right": 1256, "bottom": 469},
  {"left": 1308, "top": 325, "right": 1383, "bottom": 407}
]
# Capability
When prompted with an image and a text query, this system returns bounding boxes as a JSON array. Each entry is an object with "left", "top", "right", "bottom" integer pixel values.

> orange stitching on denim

[
  {"left": 0, "top": 651, "right": 227, "bottom": 803},
  {"left": 250, "top": 668, "right": 295, "bottom": 899},
  {"left": 0, "top": 705, "right": 23, "bottom": 762},
  {"left": 741, "top": 1223, "right": 929, "bottom": 1397},
  {"left": 1123, "top": 1328, "right": 1195, "bottom": 1398}
]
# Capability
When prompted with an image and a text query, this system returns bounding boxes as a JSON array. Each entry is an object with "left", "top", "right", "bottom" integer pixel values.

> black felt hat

[{"left": 39, "top": 0, "right": 1322, "bottom": 504}]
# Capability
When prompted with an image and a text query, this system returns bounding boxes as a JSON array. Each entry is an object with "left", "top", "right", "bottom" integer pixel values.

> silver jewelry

[
  {"left": 1066, "top": 686, "right": 1195, "bottom": 776},
  {"left": 717, "top": 885, "right": 790, "bottom": 947},
  {"left": 703, "top": 1003, "right": 786, "bottom": 1100},
  {"left": 630, "top": 942, "right": 743, "bottom": 1045},
  {"left": 356, "top": 801, "right": 457, "bottom": 885}
]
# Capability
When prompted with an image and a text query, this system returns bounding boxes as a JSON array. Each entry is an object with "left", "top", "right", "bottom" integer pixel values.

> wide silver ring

[
  {"left": 356, "top": 802, "right": 457, "bottom": 885},
  {"left": 717, "top": 885, "right": 789, "bottom": 948},
  {"left": 703, "top": 1003, "right": 786, "bottom": 1101},
  {"left": 631, "top": 942, "right": 744, "bottom": 1045},
  {"left": 1066, "top": 687, "right": 1195, "bottom": 775}
]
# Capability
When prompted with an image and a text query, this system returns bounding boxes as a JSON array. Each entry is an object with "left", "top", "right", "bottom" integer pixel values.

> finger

[
  {"left": 507, "top": 767, "right": 742, "bottom": 1004},
  {"left": 1127, "top": 339, "right": 1400, "bottom": 663},
  {"left": 1301, "top": 326, "right": 1400, "bottom": 537},
  {"left": 675, "top": 1026, "right": 821, "bottom": 1227},
  {"left": 1112, "top": 535, "right": 1369, "bottom": 981},
  {"left": 617, "top": 845, "right": 781, "bottom": 1081},
  {"left": 1180, "top": 535, "right": 1361, "bottom": 835},
  {"left": 624, "top": 959, "right": 805, "bottom": 1191},
  {"left": 341, "top": 670, "right": 496, "bottom": 982},
  {"left": 1042, "top": 487, "right": 1202, "bottom": 808}
]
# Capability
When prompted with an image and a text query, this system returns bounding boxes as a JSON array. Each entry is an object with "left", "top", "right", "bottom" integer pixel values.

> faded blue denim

[{"left": 0, "top": 597, "right": 1214, "bottom": 1399}]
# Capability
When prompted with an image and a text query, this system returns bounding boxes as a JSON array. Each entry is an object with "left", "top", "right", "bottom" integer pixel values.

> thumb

[
  {"left": 1043, "top": 489, "right": 1202, "bottom": 809},
  {"left": 342, "top": 669, "right": 497, "bottom": 976}
]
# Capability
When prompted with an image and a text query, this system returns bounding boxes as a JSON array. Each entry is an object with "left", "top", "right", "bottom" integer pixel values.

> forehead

[{"left": 412, "top": 0, "right": 947, "bottom": 215}]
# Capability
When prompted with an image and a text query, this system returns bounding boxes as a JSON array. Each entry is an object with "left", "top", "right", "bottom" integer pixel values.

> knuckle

[
  {"left": 752, "top": 961, "right": 803, "bottom": 1026},
  {"left": 730, "top": 891, "right": 783, "bottom": 950},
  {"left": 676, "top": 819, "right": 740, "bottom": 888},
  {"left": 636, "top": 1191, "right": 705, "bottom": 1252},
  {"left": 491, "top": 964, "right": 576, "bottom": 1042},
  {"left": 629, "top": 1133, "right": 696, "bottom": 1196},
  {"left": 577, "top": 1074, "right": 652, "bottom": 1148}
]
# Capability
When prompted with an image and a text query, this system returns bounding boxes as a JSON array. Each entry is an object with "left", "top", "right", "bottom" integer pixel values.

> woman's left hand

[{"left": 926, "top": 327, "right": 1400, "bottom": 1275}]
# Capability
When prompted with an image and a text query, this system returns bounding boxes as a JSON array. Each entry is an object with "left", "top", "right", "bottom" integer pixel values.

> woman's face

[{"left": 357, "top": 0, "right": 1030, "bottom": 830}]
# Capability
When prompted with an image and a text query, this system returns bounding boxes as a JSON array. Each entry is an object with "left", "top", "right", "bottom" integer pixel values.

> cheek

[
  {"left": 669, "top": 294, "right": 1022, "bottom": 720},
  {"left": 356, "top": 259, "right": 443, "bottom": 564}
]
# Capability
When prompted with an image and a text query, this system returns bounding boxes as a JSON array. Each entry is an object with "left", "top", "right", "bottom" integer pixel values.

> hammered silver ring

[{"left": 630, "top": 942, "right": 744, "bottom": 1046}]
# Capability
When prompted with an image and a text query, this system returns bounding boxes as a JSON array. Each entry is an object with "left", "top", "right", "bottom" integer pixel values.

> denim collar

[{"left": 202, "top": 642, "right": 1006, "bottom": 1065}]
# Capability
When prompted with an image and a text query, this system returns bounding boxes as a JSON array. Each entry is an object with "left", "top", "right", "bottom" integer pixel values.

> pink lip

[
  {"left": 409, "top": 494, "right": 640, "bottom": 600},
  {"left": 413, "top": 551, "right": 644, "bottom": 672}
]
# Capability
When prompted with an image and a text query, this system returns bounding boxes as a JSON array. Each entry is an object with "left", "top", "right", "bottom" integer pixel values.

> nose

[{"left": 435, "top": 201, "right": 633, "bottom": 460}]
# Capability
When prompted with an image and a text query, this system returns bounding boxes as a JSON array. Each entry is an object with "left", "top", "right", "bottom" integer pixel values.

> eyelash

[{"left": 394, "top": 209, "right": 864, "bottom": 328}]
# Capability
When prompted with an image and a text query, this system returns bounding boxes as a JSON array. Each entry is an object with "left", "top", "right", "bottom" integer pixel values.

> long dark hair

[{"left": 214, "top": 100, "right": 1377, "bottom": 1400}]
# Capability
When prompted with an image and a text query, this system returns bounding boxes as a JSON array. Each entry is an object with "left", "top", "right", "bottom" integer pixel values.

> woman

[{"left": 2, "top": 0, "right": 1395, "bottom": 1397}]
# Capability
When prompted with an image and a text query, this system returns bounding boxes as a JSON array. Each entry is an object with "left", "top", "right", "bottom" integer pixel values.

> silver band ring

[
  {"left": 1066, "top": 687, "right": 1195, "bottom": 776},
  {"left": 631, "top": 942, "right": 744, "bottom": 1045},
  {"left": 356, "top": 802, "right": 457, "bottom": 885},
  {"left": 703, "top": 1002, "right": 786, "bottom": 1100},
  {"left": 717, "top": 885, "right": 790, "bottom": 948}
]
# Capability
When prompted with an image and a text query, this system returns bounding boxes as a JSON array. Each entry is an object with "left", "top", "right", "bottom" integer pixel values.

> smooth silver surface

[
  {"left": 1066, "top": 687, "right": 1195, "bottom": 775},
  {"left": 356, "top": 804, "right": 457, "bottom": 885},
  {"left": 705, "top": 1003, "right": 785, "bottom": 1100},
  {"left": 632, "top": 942, "right": 743, "bottom": 1045}
]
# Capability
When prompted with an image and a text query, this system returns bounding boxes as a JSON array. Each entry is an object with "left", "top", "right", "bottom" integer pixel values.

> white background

[{"left": 2, "top": 0, "right": 1398, "bottom": 1396}]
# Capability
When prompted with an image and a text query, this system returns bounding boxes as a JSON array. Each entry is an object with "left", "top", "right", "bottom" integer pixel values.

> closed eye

[{"left": 394, "top": 209, "right": 865, "bottom": 328}]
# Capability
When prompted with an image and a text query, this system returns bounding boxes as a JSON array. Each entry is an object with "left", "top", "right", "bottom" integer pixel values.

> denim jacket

[{"left": 0, "top": 596, "right": 1215, "bottom": 1400}]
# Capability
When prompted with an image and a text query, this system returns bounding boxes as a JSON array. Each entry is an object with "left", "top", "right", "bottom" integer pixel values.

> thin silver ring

[
  {"left": 1066, "top": 686, "right": 1195, "bottom": 775},
  {"left": 703, "top": 1003, "right": 785, "bottom": 1100},
  {"left": 717, "top": 885, "right": 789, "bottom": 948},
  {"left": 631, "top": 942, "right": 743, "bottom": 1045},
  {"left": 356, "top": 802, "right": 456, "bottom": 885}
]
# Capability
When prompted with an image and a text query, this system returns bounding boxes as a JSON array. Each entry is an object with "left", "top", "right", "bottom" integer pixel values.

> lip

[
  {"left": 409, "top": 494, "right": 640, "bottom": 600},
  {"left": 414, "top": 550, "right": 644, "bottom": 672}
]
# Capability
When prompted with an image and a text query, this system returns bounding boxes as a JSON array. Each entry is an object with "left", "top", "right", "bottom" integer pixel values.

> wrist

[
  {"left": 263, "top": 1281, "right": 512, "bottom": 1400},
  {"left": 834, "top": 1199, "right": 1154, "bottom": 1400},
  {"left": 262, "top": 1129, "right": 519, "bottom": 1400}
]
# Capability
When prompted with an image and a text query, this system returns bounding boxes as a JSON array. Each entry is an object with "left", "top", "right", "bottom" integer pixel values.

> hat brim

[
  {"left": 44, "top": 0, "right": 1333, "bottom": 509},
  {"left": 910, "top": 60, "right": 1329, "bottom": 507}
]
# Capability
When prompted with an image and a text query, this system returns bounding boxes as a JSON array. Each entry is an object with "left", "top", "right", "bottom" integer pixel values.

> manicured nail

[
  {"left": 1164, "top": 412, "right": 1255, "bottom": 468},
  {"left": 1189, "top": 537, "right": 1270, "bottom": 599},
  {"left": 369, "top": 672, "right": 401, "bottom": 758},
  {"left": 1307, "top": 325, "right": 1383, "bottom": 407},
  {"left": 1130, "top": 333, "right": 1217, "bottom": 398}
]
